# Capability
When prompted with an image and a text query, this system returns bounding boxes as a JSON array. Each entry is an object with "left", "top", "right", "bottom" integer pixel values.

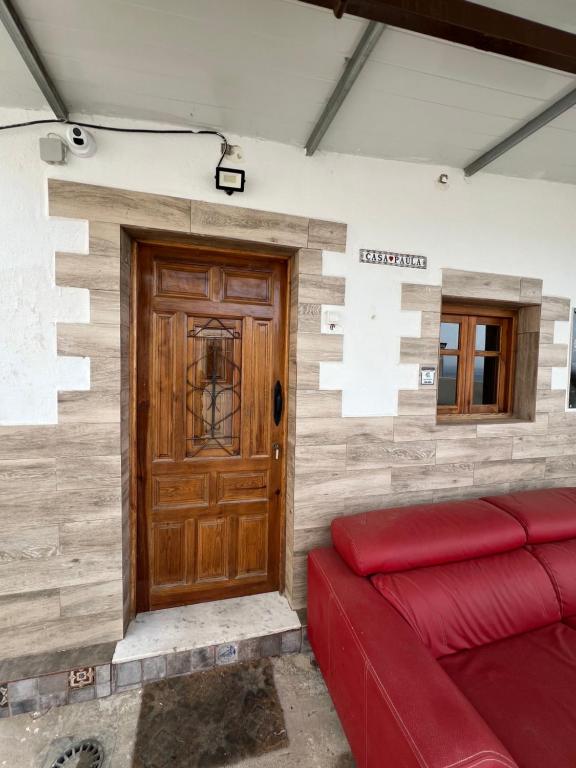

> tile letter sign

[{"left": 360, "top": 249, "right": 427, "bottom": 269}]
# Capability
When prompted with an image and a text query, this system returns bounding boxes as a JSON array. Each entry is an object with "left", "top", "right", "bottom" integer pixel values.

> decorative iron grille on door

[{"left": 186, "top": 317, "right": 242, "bottom": 457}]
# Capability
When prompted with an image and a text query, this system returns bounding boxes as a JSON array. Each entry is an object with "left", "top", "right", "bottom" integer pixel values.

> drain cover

[{"left": 49, "top": 739, "right": 104, "bottom": 768}]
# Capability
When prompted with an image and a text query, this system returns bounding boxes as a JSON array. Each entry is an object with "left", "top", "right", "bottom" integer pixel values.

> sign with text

[
  {"left": 360, "top": 249, "right": 427, "bottom": 269},
  {"left": 420, "top": 366, "right": 436, "bottom": 386}
]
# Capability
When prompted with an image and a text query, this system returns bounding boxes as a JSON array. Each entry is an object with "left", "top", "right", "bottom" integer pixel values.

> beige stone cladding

[
  {"left": 0, "top": 180, "right": 347, "bottom": 658},
  {"left": 289, "top": 270, "right": 574, "bottom": 607},
  {"left": 1, "top": 178, "right": 574, "bottom": 666}
]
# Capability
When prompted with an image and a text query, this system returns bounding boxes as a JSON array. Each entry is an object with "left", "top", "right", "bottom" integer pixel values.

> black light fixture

[{"left": 215, "top": 167, "right": 245, "bottom": 195}]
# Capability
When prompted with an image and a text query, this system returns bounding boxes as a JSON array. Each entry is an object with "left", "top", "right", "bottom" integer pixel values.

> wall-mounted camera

[{"left": 66, "top": 125, "right": 96, "bottom": 157}]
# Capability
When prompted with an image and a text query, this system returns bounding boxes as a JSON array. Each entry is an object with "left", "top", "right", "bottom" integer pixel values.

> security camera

[{"left": 66, "top": 125, "right": 96, "bottom": 157}]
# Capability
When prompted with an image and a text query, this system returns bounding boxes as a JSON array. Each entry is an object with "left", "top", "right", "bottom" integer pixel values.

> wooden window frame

[{"left": 437, "top": 302, "right": 517, "bottom": 420}]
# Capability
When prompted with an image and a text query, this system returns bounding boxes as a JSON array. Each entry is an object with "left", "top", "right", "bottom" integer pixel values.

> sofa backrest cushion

[
  {"left": 531, "top": 539, "right": 576, "bottom": 618},
  {"left": 483, "top": 488, "right": 576, "bottom": 544},
  {"left": 371, "top": 548, "right": 561, "bottom": 657},
  {"left": 332, "top": 499, "right": 526, "bottom": 576}
]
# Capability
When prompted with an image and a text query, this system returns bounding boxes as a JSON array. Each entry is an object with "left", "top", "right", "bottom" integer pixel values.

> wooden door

[{"left": 135, "top": 243, "right": 287, "bottom": 611}]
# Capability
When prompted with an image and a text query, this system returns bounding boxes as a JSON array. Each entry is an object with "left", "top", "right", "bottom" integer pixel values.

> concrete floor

[{"left": 0, "top": 654, "right": 353, "bottom": 768}]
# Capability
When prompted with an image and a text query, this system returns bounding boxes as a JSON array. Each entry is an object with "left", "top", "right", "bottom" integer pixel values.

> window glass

[
  {"left": 440, "top": 322, "right": 460, "bottom": 350},
  {"left": 570, "top": 309, "right": 576, "bottom": 409},
  {"left": 439, "top": 307, "right": 516, "bottom": 417},
  {"left": 438, "top": 356, "right": 458, "bottom": 406},
  {"left": 473, "top": 356, "right": 499, "bottom": 405},
  {"left": 475, "top": 324, "right": 500, "bottom": 352}
]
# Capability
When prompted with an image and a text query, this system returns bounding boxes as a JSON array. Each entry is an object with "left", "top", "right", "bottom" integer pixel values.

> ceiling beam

[
  {"left": 0, "top": 0, "right": 68, "bottom": 120},
  {"left": 464, "top": 84, "right": 576, "bottom": 176},
  {"left": 306, "top": 20, "right": 385, "bottom": 155},
  {"left": 298, "top": 0, "right": 576, "bottom": 76}
]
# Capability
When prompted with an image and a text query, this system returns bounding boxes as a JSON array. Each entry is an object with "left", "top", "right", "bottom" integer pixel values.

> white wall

[{"left": 1, "top": 106, "right": 575, "bottom": 423}]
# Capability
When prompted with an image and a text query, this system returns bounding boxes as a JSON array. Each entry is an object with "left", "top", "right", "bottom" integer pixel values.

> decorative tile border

[
  {"left": 0, "top": 627, "right": 305, "bottom": 719},
  {"left": 69, "top": 667, "right": 94, "bottom": 689}
]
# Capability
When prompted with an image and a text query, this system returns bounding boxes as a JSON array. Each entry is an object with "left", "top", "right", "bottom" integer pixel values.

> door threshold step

[{"left": 113, "top": 592, "right": 301, "bottom": 665}]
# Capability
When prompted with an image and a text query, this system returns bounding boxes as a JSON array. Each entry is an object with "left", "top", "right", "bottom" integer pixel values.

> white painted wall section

[{"left": 0, "top": 107, "right": 575, "bottom": 424}]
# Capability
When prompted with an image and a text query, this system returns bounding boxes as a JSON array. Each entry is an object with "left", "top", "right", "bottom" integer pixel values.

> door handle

[{"left": 273, "top": 380, "right": 283, "bottom": 426}]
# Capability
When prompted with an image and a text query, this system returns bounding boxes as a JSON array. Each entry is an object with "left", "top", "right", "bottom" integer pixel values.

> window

[
  {"left": 570, "top": 309, "right": 576, "bottom": 409},
  {"left": 438, "top": 303, "right": 517, "bottom": 418}
]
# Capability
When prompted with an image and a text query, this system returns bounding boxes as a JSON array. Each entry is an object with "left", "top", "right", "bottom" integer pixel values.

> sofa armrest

[{"left": 308, "top": 548, "right": 518, "bottom": 768}]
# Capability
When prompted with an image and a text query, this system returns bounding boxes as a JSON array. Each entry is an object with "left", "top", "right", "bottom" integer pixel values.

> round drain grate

[{"left": 49, "top": 739, "right": 104, "bottom": 768}]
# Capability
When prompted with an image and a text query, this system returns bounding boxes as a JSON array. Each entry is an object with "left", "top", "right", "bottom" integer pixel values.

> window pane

[
  {"left": 475, "top": 324, "right": 500, "bottom": 352},
  {"left": 473, "top": 356, "right": 499, "bottom": 405},
  {"left": 438, "top": 356, "right": 458, "bottom": 406},
  {"left": 440, "top": 322, "right": 460, "bottom": 350},
  {"left": 570, "top": 309, "right": 576, "bottom": 409}
]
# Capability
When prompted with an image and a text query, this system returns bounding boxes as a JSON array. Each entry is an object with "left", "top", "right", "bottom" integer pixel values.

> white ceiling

[
  {"left": 472, "top": 0, "right": 576, "bottom": 34},
  {"left": 1, "top": 0, "right": 576, "bottom": 182}
]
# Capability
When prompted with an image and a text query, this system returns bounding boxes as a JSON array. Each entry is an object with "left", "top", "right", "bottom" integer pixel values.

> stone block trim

[
  {"left": 442, "top": 268, "right": 543, "bottom": 304},
  {"left": 392, "top": 275, "right": 575, "bottom": 503},
  {"left": 286, "top": 243, "right": 346, "bottom": 605},
  {"left": 307, "top": 219, "right": 347, "bottom": 252},
  {"left": 0, "top": 216, "right": 129, "bottom": 661},
  {"left": 0, "top": 179, "right": 348, "bottom": 660},
  {"left": 4, "top": 178, "right": 575, "bottom": 649},
  {"left": 0, "top": 627, "right": 304, "bottom": 718},
  {"left": 288, "top": 270, "right": 575, "bottom": 608},
  {"left": 48, "top": 180, "right": 191, "bottom": 232}
]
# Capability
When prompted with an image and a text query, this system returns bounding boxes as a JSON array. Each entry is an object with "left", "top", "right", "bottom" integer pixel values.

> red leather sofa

[{"left": 308, "top": 487, "right": 576, "bottom": 768}]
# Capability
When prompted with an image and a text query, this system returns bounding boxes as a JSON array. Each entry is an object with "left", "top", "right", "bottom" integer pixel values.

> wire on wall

[{"left": 0, "top": 117, "right": 230, "bottom": 167}]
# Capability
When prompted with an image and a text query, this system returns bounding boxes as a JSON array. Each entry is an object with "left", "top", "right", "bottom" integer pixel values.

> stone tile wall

[
  {"left": 0, "top": 179, "right": 345, "bottom": 665},
  {"left": 287, "top": 269, "right": 576, "bottom": 606},
  {"left": 1, "top": 177, "right": 574, "bottom": 665}
]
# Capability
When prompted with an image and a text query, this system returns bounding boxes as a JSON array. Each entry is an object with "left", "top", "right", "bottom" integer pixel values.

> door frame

[{"left": 129, "top": 236, "right": 292, "bottom": 615}]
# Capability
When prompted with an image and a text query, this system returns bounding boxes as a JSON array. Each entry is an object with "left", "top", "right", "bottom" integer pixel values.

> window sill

[{"left": 436, "top": 414, "right": 532, "bottom": 426}]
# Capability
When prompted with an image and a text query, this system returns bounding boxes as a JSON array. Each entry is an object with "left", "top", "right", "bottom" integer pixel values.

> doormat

[{"left": 132, "top": 659, "right": 288, "bottom": 768}]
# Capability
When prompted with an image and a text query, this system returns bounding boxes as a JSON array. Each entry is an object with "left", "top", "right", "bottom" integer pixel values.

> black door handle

[{"left": 273, "top": 380, "right": 283, "bottom": 426}]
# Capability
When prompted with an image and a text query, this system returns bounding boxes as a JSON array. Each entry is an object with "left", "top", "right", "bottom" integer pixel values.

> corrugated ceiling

[{"left": 1, "top": 0, "right": 575, "bottom": 182}]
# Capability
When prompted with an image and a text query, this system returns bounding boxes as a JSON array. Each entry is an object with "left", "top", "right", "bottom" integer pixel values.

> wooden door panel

[
  {"left": 237, "top": 514, "right": 268, "bottom": 578},
  {"left": 222, "top": 268, "right": 272, "bottom": 304},
  {"left": 217, "top": 470, "right": 268, "bottom": 503},
  {"left": 152, "top": 523, "right": 186, "bottom": 587},
  {"left": 137, "top": 244, "right": 286, "bottom": 611},
  {"left": 155, "top": 262, "right": 211, "bottom": 300},
  {"left": 151, "top": 313, "right": 177, "bottom": 461},
  {"left": 247, "top": 319, "right": 273, "bottom": 458},
  {"left": 196, "top": 517, "right": 230, "bottom": 582},
  {"left": 153, "top": 474, "right": 209, "bottom": 507}
]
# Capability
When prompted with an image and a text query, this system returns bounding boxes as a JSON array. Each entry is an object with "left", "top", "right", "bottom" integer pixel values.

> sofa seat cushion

[
  {"left": 440, "top": 623, "right": 576, "bottom": 768},
  {"left": 372, "top": 549, "right": 560, "bottom": 657}
]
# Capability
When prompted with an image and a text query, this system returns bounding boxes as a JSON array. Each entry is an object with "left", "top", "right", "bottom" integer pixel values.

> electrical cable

[
  {"left": 0, "top": 117, "right": 229, "bottom": 166},
  {"left": 0, "top": 118, "right": 65, "bottom": 130}
]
